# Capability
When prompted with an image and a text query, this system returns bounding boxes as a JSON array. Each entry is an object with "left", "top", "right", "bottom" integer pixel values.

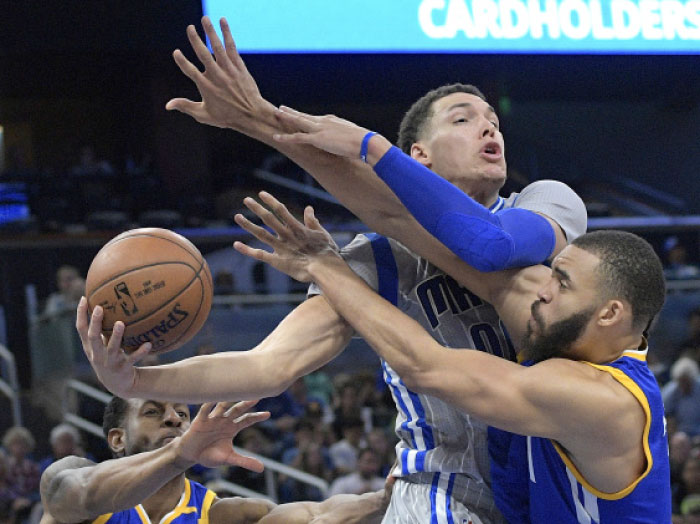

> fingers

[
  {"left": 201, "top": 16, "right": 236, "bottom": 76},
  {"left": 86, "top": 306, "right": 105, "bottom": 350},
  {"left": 272, "top": 131, "right": 315, "bottom": 145},
  {"left": 278, "top": 105, "right": 322, "bottom": 123},
  {"left": 257, "top": 192, "right": 300, "bottom": 233},
  {"left": 76, "top": 296, "right": 89, "bottom": 346},
  {"left": 233, "top": 411, "right": 271, "bottom": 429},
  {"left": 273, "top": 108, "right": 318, "bottom": 132},
  {"left": 242, "top": 196, "right": 287, "bottom": 235},
  {"left": 233, "top": 241, "right": 274, "bottom": 264},
  {"left": 194, "top": 402, "right": 215, "bottom": 421},
  {"left": 209, "top": 400, "right": 238, "bottom": 418},
  {"left": 224, "top": 399, "right": 258, "bottom": 417},
  {"left": 233, "top": 214, "right": 277, "bottom": 246},
  {"left": 126, "top": 342, "right": 152, "bottom": 365},
  {"left": 106, "top": 321, "right": 126, "bottom": 355},
  {"left": 304, "top": 206, "right": 322, "bottom": 231},
  {"left": 220, "top": 18, "right": 245, "bottom": 70},
  {"left": 165, "top": 98, "right": 200, "bottom": 114},
  {"left": 229, "top": 452, "right": 265, "bottom": 473},
  {"left": 172, "top": 49, "right": 206, "bottom": 86},
  {"left": 186, "top": 24, "right": 217, "bottom": 71}
]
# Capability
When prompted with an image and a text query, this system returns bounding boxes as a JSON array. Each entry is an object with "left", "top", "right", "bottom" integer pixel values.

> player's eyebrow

[
  {"left": 553, "top": 266, "right": 572, "bottom": 283},
  {"left": 445, "top": 102, "right": 497, "bottom": 116}
]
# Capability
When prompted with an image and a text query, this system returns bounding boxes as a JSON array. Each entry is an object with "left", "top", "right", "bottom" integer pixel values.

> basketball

[{"left": 85, "top": 228, "right": 213, "bottom": 355}]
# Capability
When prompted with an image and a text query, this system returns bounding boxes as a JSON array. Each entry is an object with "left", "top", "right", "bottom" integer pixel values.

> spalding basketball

[{"left": 85, "top": 228, "right": 213, "bottom": 355}]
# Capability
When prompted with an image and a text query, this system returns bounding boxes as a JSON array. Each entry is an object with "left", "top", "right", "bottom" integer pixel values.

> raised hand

[
  {"left": 176, "top": 401, "right": 270, "bottom": 471},
  {"left": 76, "top": 297, "right": 150, "bottom": 397},
  {"left": 232, "top": 192, "right": 340, "bottom": 282},
  {"left": 166, "top": 16, "right": 274, "bottom": 133}
]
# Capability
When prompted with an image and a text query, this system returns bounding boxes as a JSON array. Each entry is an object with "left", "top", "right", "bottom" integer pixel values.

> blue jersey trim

[
  {"left": 430, "top": 473, "right": 441, "bottom": 524},
  {"left": 368, "top": 233, "right": 435, "bottom": 473}
]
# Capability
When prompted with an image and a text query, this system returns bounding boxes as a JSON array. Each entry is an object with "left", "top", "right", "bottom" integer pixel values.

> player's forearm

[
  {"left": 132, "top": 351, "right": 275, "bottom": 403},
  {"left": 44, "top": 444, "right": 191, "bottom": 522},
  {"left": 132, "top": 297, "right": 353, "bottom": 403}
]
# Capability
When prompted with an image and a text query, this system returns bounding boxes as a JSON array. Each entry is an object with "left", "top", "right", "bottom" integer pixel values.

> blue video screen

[
  {"left": 203, "top": 0, "right": 700, "bottom": 54},
  {"left": 0, "top": 183, "right": 30, "bottom": 225}
]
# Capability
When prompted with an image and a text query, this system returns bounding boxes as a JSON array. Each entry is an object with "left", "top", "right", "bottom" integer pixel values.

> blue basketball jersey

[
  {"left": 495, "top": 348, "right": 671, "bottom": 523},
  {"left": 92, "top": 478, "right": 216, "bottom": 524}
]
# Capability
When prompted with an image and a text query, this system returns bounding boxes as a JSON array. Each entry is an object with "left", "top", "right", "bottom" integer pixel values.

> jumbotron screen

[{"left": 202, "top": 0, "right": 700, "bottom": 54}]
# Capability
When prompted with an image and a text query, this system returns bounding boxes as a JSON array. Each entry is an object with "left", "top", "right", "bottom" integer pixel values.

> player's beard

[{"left": 522, "top": 301, "right": 595, "bottom": 363}]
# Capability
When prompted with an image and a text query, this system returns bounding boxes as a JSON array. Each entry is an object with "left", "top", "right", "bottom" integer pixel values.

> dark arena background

[{"left": 0, "top": 0, "right": 698, "bottom": 520}]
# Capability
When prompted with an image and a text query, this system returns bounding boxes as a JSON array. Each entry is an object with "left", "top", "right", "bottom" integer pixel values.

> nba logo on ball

[
  {"left": 114, "top": 282, "right": 139, "bottom": 316},
  {"left": 86, "top": 228, "right": 213, "bottom": 354}
]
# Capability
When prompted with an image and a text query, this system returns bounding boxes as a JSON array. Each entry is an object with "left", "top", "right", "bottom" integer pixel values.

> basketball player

[
  {"left": 233, "top": 193, "right": 672, "bottom": 522},
  {"left": 78, "top": 16, "right": 587, "bottom": 524},
  {"left": 39, "top": 399, "right": 389, "bottom": 524}
]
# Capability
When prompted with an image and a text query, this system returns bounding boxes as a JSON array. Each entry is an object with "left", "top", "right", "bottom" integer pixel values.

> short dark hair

[
  {"left": 102, "top": 396, "right": 130, "bottom": 439},
  {"left": 572, "top": 230, "right": 665, "bottom": 331},
  {"left": 397, "top": 83, "right": 487, "bottom": 154}
]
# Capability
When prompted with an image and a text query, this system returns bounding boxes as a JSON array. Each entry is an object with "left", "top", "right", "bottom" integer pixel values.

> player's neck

[
  {"left": 585, "top": 333, "right": 645, "bottom": 365},
  {"left": 463, "top": 185, "right": 499, "bottom": 208},
  {"left": 141, "top": 474, "right": 187, "bottom": 522}
]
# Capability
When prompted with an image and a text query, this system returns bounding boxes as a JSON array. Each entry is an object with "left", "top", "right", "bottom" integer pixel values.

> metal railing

[
  {"left": 62, "top": 379, "right": 329, "bottom": 502},
  {"left": 63, "top": 379, "right": 112, "bottom": 438},
  {"left": 0, "top": 344, "right": 21, "bottom": 426}
]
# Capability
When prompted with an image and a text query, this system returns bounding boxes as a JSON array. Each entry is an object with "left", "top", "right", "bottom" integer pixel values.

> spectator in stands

[
  {"left": 224, "top": 427, "right": 272, "bottom": 494},
  {"left": 0, "top": 452, "right": 19, "bottom": 524},
  {"left": 331, "top": 382, "right": 363, "bottom": 440},
  {"left": 279, "top": 442, "right": 332, "bottom": 503},
  {"left": 329, "top": 416, "right": 365, "bottom": 476},
  {"left": 256, "top": 378, "right": 319, "bottom": 448},
  {"left": 43, "top": 265, "right": 84, "bottom": 316},
  {"left": 680, "top": 307, "right": 700, "bottom": 362},
  {"left": 39, "top": 424, "right": 87, "bottom": 473},
  {"left": 213, "top": 270, "right": 236, "bottom": 295},
  {"left": 682, "top": 455, "right": 700, "bottom": 515},
  {"left": 366, "top": 428, "right": 395, "bottom": 478},
  {"left": 664, "top": 236, "right": 700, "bottom": 280},
  {"left": 328, "top": 448, "right": 385, "bottom": 497},
  {"left": 671, "top": 432, "right": 694, "bottom": 509},
  {"left": 1, "top": 427, "right": 40, "bottom": 523},
  {"left": 663, "top": 358, "right": 700, "bottom": 437}
]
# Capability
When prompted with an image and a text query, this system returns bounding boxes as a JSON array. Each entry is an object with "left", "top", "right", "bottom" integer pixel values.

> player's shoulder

[{"left": 519, "top": 179, "right": 578, "bottom": 196}]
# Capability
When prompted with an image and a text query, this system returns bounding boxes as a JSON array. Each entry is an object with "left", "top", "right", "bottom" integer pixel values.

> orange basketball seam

[{"left": 100, "top": 232, "right": 204, "bottom": 271}]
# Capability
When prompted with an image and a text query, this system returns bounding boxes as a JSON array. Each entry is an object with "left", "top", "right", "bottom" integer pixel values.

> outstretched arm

[
  {"left": 166, "top": 17, "right": 402, "bottom": 234},
  {"left": 41, "top": 402, "right": 268, "bottom": 523},
  {"left": 167, "top": 18, "right": 582, "bottom": 276},
  {"left": 232, "top": 195, "right": 633, "bottom": 446},
  {"left": 77, "top": 294, "right": 352, "bottom": 403}
]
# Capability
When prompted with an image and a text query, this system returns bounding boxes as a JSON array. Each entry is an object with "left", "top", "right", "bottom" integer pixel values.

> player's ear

[
  {"left": 597, "top": 299, "right": 626, "bottom": 328},
  {"left": 108, "top": 428, "right": 127, "bottom": 457},
  {"left": 410, "top": 142, "right": 432, "bottom": 168}
]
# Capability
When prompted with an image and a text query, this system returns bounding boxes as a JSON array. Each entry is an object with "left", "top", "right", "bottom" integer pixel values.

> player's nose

[
  {"left": 536, "top": 283, "right": 553, "bottom": 303},
  {"left": 162, "top": 406, "right": 182, "bottom": 427}
]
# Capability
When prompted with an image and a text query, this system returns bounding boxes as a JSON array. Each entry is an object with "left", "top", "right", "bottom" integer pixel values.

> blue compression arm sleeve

[{"left": 373, "top": 146, "right": 555, "bottom": 272}]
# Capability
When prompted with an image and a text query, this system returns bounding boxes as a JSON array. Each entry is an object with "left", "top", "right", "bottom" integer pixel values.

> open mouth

[{"left": 480, "top": 142, "right": 502, "bottom": 159}]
